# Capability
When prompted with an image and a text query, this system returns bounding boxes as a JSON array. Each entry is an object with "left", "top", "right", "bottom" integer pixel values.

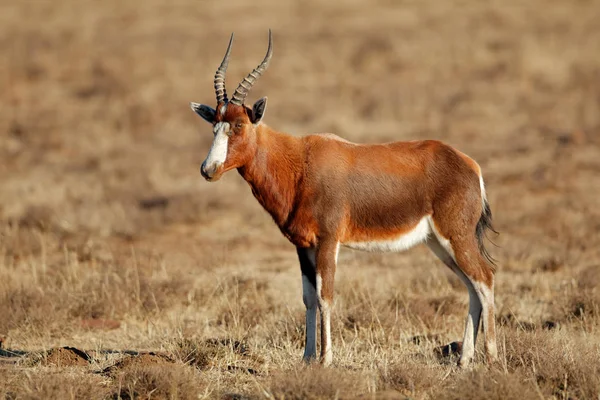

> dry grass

[{"left": 1, "top": 0, "right": 600, "bottom": 398}]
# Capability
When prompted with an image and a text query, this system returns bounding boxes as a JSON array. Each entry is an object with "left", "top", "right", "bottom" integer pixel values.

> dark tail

[{"left": 476, "top": 199, "right": 498, "bottom": 270}]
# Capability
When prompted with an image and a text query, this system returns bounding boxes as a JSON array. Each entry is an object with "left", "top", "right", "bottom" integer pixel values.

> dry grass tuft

[
  {"left": 265, "top": 366, "right": 370, "bottom": 400},
  {"left": 112, "top": 363, "right": 207, "bottom": 400},
  {"left": 171, "top": 337, "right": 252, "bottom": 370},
  {"left": 379, "top": 361, "right": 446, "bottom": 397},
  {"left": 0, "top": 236, "right": 192, "bottom": 337},
  {"left": 101, "top": 352, "right": 175, "bottom": 378},
  {"left": 0, "top": 370, "right": 109, "bottom": 400},
  {"left": 211, "top": 276, "right": 278, "bottom": 330},
  {"left": 435, "top": 369, "right": 539, "bottom": 400},
  {"left": 506, "top": 330, "right": 600, "bottom": 399}
]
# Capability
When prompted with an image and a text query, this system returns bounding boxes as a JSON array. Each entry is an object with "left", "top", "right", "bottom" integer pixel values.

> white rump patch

[
  {"left": 343, "top": 217, "right": 431, "bottom": 252},
  {"left": 203, "top": 122, "right": 230, "bottom": 169},
  {"left": 479, "top": 175, "right": 487, "bottom": 208}
]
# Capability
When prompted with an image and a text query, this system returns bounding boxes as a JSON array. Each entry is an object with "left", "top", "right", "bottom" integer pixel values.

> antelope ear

[
  {"left": 251, "top": 97, "right": 267, "bottom": 124},
  {"left": 190, "top": 102, "right": 216, "bottom": 123}
]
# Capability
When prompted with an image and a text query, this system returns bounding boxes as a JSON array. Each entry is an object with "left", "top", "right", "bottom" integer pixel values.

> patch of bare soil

[
  {"left": 101, "top": 352, "right": 175, "bottom": 376},
  {"left": 38, "top": 347, "right": 92, "bottom": 367}
]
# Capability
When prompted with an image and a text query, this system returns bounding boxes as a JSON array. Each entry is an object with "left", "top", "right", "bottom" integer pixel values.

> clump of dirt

[
  {"left": 36, "top": 347, "right": 92, "bottom": 367},
  {"left": 101, "top": 352, "right": 174, "bottom": 376}
]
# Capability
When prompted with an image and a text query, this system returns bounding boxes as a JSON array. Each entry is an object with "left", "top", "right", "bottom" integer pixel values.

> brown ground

[{"left": 1, "top": 0, "right": 600, "bottom": 399}]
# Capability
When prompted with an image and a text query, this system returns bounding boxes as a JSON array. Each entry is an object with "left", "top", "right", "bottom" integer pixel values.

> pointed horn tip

[
  {"left": 265, "top": 29, "right": 273, "bottom": 58},
  {"left": 230, "top": 30, "right": 273, "bottom": 106}
]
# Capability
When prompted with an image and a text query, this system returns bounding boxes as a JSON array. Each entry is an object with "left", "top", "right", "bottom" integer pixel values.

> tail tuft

[{"left": 476, "top": 199, "right": 498, "bottom": 270}]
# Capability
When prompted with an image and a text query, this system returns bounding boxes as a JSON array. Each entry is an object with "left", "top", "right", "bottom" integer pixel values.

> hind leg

[
  {"left": 429, "top": 225, "right": 498, "bottom": 366},
  {"left": 426, "top": 235, "right": 482, "bottom": 367},
  {"left": 449, "top": 236, "right": 497, "bottom": 365}
]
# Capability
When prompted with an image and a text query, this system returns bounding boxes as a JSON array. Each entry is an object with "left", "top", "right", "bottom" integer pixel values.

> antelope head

[{"left": 191, "top": 31, "right": 272, "bottom": 181}]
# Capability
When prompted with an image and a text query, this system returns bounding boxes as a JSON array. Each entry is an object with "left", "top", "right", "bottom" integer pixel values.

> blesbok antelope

[{"left": 190, "top": 31, "right": 498, "bottom": 367}]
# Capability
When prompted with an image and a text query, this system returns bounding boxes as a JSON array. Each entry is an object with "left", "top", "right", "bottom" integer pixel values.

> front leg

[
  {"left": 315, "top": 239, "right": 339, "bottom": 366},
  {"left": 297, "top": 247, "right": 317, "bottom": 362}
]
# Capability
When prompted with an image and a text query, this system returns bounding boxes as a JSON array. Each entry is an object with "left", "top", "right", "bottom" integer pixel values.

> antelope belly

[{"left": 342, "top": 217, "right": 431, "bottom": 252}]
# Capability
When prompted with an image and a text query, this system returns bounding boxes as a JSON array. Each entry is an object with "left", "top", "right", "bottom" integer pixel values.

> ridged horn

[
  {"left": 230, "top": 30, "right": 273, "bottom": 106},
  {"left": 214, "top": 33, "right": 234, "bottom": 104}
]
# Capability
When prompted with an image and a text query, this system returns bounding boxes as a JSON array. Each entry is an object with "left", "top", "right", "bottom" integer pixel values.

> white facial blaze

[{"left": 204, "top": 122, "right": 230, "bottom": 170}]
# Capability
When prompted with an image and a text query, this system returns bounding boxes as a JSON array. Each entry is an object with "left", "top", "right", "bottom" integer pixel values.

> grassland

[{"left": 1, "top": 0, "right": 600, "bottom": 398}]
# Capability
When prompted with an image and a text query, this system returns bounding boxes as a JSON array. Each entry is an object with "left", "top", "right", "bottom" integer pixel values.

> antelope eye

[{"left": 235, "top": 122, "right": 243, "bottom": 129}]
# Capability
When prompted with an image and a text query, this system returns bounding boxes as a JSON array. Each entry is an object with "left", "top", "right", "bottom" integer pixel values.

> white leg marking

[
  {"left": 426, "top": 232, "right": 481, "bottom": 367},
  {"left": 479, "top": 175, "right": 487, "bottom": 208},
  {"left": 316, "top": 274, "right": 333, "bottom": 366},
  {"left": 343, "top": 217, "right": 430, "bottom": 252},
  {"left": 302, "top": 273, "right": 317, "bottom": 361},
  {"left": 472, "top": 280, "right": 498, "bottom": 361},
  {"left": 321, "top": 302, "right": 332, "bottom": 365},
  {"left": 459, "top": 283, "right": 482, "bottom": 367},
  {"left": 203, "top": 122, "right": 230, "bottom": 170}
]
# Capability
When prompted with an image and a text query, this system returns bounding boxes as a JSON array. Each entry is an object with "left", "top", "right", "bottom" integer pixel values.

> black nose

[{"left": 201, "top": 162, "right": 215, "bottom": 180}]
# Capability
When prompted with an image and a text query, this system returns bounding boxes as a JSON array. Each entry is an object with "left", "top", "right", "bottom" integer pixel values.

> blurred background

[
  {"left": 1, "top": 0, "right": 600, "bottom": 397},
  {"left": 1, "top": 0, "right": 599, "bottom": 250}
]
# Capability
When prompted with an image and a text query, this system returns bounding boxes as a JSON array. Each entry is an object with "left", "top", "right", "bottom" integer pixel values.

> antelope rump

[{"left": 190, "top": 30, "right": 498, "bottom": 367}]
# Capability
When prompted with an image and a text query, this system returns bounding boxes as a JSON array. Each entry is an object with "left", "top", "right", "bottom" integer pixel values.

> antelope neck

[{"left": 237, "top": 125, "right": 304, "bottom": 228}]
